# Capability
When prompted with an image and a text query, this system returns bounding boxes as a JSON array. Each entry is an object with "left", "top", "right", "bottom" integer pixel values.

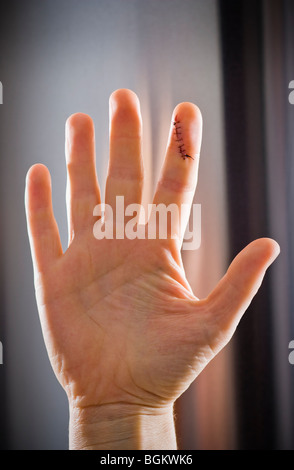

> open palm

[{"left": 25, "top": 89, "right": 279, "bottom": 416}]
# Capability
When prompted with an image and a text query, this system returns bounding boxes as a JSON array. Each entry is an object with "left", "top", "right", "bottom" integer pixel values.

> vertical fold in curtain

[{"left": 0, "top": 5, "right": 8, "bottom": 450}]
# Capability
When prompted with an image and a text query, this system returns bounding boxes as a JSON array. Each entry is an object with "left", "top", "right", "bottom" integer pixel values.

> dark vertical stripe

[
  {"left": 219, "top": 0, "right": 277, "bottom": 449},
  {"left": 0, "top": 1, "right": 20, "bottom": 451},
  {"left": 283, "top": 0, "right": 294, "bottom": 447}
]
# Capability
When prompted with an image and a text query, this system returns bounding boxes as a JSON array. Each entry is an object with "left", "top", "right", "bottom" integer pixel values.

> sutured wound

[{"left": 173, "top": 118, "right": 194, "bottom": 161}]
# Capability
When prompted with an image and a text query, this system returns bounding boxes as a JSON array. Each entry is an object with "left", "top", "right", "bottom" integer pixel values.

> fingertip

[
  {"left": 25, "top": 164, "right": 51, "bottom": 198},
  {"left": 109, "top": 88, "right": 141, "bottom": 116},
  {"left": 65, "top": 113, "right": 95, "bottom": 148},
  {"left": 271, "top": 239, "right": 281, "bottom": 259},
  {"left": 247, "top": 237, "right": 280, "bottom": 266},
  {"left": 66, "top": 112, "right": 94, "bottom": 132},
  {"left": 263, "top": 237, "right": 280, "bottom": 256},
  {"left": 26, "top": 163, "right": 50, "bottom": 181},
  {"left": 173, "top": 102, "right": 203, "bottom": 126},
  {"left": 109, "top": 87, "right": 139, "bottom": 103}
]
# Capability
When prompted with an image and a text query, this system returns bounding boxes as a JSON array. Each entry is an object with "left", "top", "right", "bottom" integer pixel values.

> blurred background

[{"left": 0, "top": 0, "right": 293, "bottom": 450}]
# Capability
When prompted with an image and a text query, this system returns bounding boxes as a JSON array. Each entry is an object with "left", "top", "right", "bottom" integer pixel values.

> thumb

[{"left": 205, "top": 238, "right": 280, "bottom": 352}]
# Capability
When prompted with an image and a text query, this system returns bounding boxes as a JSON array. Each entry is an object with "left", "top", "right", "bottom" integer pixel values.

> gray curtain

[{"left": 219, "top": 0, "right": 294, "bottom": 449}]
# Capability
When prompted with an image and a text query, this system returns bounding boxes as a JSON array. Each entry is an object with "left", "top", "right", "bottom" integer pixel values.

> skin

[{"left": 25, "top": 88, "right": 280, "bottom": 450}]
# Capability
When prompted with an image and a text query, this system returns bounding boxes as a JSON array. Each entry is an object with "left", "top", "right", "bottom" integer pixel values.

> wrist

[{"left": 69, "top": 402, "right": 177, "bottom": 450}]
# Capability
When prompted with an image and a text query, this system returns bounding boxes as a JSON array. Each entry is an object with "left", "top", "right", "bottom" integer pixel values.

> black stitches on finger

[{"left": 173, "top": 118, "right": 194, "bottom": 161}]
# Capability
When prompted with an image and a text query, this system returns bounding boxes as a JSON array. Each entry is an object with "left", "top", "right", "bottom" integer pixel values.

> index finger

[{"left": 153, "top": 103, "right": 202, "bottom": 239}]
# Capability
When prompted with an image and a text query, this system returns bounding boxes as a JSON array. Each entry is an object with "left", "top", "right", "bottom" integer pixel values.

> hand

[{"left": 25, "top": 88, "right": 280, "bottom": 449}]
